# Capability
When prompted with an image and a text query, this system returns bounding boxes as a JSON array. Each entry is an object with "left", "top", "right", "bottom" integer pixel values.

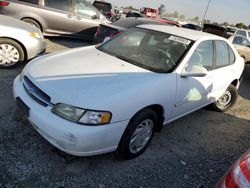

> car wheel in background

[
  {"left": 116, "top": 108, "right": 158, "bottom": 160},
  {"left": 22, "top": 18, "right": 42, "bottom": 31},
  {"left": 0, "top": 39, "right": 25, "bottom": 68},
  {"left": 212, "top": 84, "right": 238, "bottom": 112}
]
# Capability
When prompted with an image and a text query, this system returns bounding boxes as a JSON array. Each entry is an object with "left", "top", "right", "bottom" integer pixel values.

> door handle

[{"left": 66, "top": 14, "right": 73, "bottom": 18}]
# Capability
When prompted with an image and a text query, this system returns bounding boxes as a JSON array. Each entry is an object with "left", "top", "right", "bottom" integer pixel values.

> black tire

[
  {"left": 115, "top": 108, "right": 158, "bottom": 160},
  {"left": 0, "top": 39, "right": 25, "bottom": 69},
  {"left": 22, "top": 18, "right": 42, "bottom": 31},
  {"left": 212, "top": 84, "right": 238, "bottom": 112}
]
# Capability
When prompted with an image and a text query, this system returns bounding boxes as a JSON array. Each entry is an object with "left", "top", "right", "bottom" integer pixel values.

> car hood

[{"left": 23, "top": 46, "right": 157, "bottom": 108}]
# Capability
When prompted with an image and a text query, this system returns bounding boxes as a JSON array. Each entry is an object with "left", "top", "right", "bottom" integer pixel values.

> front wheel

[
  {"left": 0, "top": 39, "right": 25, "bottom": 68},
  {"left": 212, "top": 84, "right": 238, "bottom": 112},
  {"left": 116, "top": 108, "right": 158, "bottom": 160}
]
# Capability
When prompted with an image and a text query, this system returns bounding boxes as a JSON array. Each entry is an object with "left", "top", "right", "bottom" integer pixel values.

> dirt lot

[{"left": 0, "top": 38, "right": 250, "bottom": 188}]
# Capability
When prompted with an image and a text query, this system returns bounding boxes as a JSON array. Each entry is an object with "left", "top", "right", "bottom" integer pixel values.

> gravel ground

[{"left": 0, "top": 38, "right": 250, "bottom": 188}]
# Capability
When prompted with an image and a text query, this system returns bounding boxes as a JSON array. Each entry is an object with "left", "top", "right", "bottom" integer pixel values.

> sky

[{"left": 104, "top": 0, "right": 250, "bottom": 25}]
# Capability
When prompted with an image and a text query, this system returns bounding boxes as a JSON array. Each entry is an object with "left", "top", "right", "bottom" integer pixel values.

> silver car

[
  {"left": 0, "top": 15, "right": 45, "bottom": 68},
  {"left": 0, "top": 0, "right": 109, "bottom": 40}
]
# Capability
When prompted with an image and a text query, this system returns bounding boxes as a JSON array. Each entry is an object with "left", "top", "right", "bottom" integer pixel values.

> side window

[
  {"left": 76, "top": 0, "right": 97, "bottom": 18},
  {"left": 215, "top": 41, "right": 230, "bottom": 68},
  {"left": 236, "top": 30, "right": 247, "bottom": 37},
  {"left": 232, "top": 36, "right": 242, "bottom": 45},
  {"left": 229, "top": 46, "right": 235, "bottom": 64},
  {"left": 44, "top": 0, "right": 71, "bottom": 12},
  {"left": 187, "top": 40, "right": 214, "bottom": 70},
  {"left": 18, "top": 0, "right": 39, "bottom": 4}
]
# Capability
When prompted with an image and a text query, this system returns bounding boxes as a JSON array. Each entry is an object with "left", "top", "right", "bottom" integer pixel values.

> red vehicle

[
  {"left": 141, "top": 7, "right": 158, "bottom": 18},
  {"left": 216, "top": 148, "right": 250, "bottom": 188},
  {"left": 158, "top": 18, "right": 181, "bottom": 27}
]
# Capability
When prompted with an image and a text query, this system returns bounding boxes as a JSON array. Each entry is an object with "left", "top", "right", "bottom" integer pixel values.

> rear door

[
  {"left": 73, "top": 0, "right": 105, "bottom": 40},
  {"left": 39, "top": 0, "right": 74, "bottom": 35},
  {"left": 209, "top": 40, "right": 236, "bottom": 100}
]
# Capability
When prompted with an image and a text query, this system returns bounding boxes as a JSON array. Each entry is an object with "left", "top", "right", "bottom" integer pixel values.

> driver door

[{"left": 172, "top": 40, "right": 215, "bottom": 118}]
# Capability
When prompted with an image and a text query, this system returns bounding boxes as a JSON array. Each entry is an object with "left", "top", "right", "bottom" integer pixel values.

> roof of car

[{"left": 137, "top": 24, "right": 223, "bottom": 41}]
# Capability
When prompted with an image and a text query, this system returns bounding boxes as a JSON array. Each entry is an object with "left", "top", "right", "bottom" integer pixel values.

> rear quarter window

[
  {"left": 215, "top": 40, "right": 230, "bottom": 68},
  {"left": 229, "top": 46, "right": 235, "bottom": 64}
]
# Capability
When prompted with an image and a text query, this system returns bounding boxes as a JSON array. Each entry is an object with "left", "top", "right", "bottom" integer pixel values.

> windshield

[{"left": 97, "top": 28, "right": 193, "bottom": 73}]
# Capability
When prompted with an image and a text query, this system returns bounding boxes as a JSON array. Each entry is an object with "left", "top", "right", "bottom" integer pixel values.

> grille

[{"left": 23, "top": 76, "right": 53, "bottom": 107}]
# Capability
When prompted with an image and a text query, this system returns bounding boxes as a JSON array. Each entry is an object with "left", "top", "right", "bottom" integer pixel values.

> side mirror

[{"left": 181, "top": 64, "right": 208, "bottom": 78}]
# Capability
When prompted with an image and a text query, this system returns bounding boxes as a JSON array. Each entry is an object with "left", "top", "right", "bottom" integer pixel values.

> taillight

[{"left": 0, "top": 1, "right": 9, "bottom": 6}]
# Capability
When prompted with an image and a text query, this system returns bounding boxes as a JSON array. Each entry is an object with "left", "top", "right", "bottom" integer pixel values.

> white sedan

[
  {"left": 0, "top": 15, "right": 45, "bottom": 68},
  {"left": 13, "top": 25, "right": 244, "bottom": 159}
]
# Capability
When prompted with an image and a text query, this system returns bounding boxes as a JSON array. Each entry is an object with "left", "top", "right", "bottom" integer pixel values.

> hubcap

[
  {"left": 129, "top": 119, "right": 154, "bottom": 154},
  {"left": 0, "top": 44, "right": 20, "bottom": 66},
  {"left": 215, "top": 90, "right": 232, "bottom": 109}
]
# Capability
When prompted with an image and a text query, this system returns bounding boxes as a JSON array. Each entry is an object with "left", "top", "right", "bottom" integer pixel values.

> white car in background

[
  {"left": 0, "top": 15, "right": 45, "bottom": 68},
  {"left": 228, "top": 35, "right": 250, "bottom": 63},
  {"left": 13, "top": 25, "right": 244, "bottom": 160},
  {"left": 235, "top": 29, "right": 250, "bottom": 40}
]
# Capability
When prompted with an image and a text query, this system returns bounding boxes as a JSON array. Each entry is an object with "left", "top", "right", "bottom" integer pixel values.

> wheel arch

[
  {"left": 132, "top": 104, "right": 165, "bottom": 133},
  {"left": 231, "top": 79, "right": 240, "bottom": 89},
  {"left": 21, "top": 17, "right": 43, "bottom": 32},
  {"left": 0, "top": 37, "right": 27, "bottom": 60}
]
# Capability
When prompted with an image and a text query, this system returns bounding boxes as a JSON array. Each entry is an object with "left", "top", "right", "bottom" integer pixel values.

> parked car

[
  {"left": 235, "top": 29, "right": 250, "bottom": 40},
  {"left": 141, "top": 7, "right": 158, "bottom": 18},
  {"left": 126, "top": 11, "right": 145, "bottom": 18},
  {"left": 226, "top": 26, "right": 237, "bottom": 35},
  {"left": 228, "top": 35, "right": 250, "bottom": 63},
  {"left": 182, "top": 23, "right": 202, "bottom": 31},
  {"left": 0, "top": 0, "right": 109, "bottom": 40},
  {"left": 14, "top": 25, "right": 244, "bottom": 160},
  {"left": 93, "top": 17, "right": 165, "bottom": 44},
  {"left": 92, "top": 0, "right": 113, "bottom": 19},
  {"left": 216, "top": 148, "right": 250, "bottom": 188},
  {"left": 0, "top": 15, "right": 45, "bottom": 68},
  {"left": 159, "top": 18, "right": 181, "bottom": 27},
  {"left": 203, "top": 24, "right": 227, "bottom": 37}
]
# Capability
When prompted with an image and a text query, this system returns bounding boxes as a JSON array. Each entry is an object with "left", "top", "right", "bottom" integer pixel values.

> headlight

[
  {"left": 29, "top": 32, "right": 43, "bottom": 39},
  {"left": 52, "top": 103, "right": 111, "bottom": 125}
]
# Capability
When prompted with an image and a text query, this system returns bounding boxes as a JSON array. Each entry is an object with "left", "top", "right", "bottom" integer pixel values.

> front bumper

[
  {"left": 26, "top": 37, "right": 46, "bottom": 60},
  {"left": 13, "top": 75, "right": 129, "bottom": 156}
]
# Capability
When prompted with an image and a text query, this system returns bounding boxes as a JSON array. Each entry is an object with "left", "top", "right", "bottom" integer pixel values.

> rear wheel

[
  {"left": 212, "top": 84, "right": 238, "bottom": 112},
  {"left": 0, "top": 39, "right": 25, "bottom": 68},
  {"left": 22, "top": 18, "right": 41, "bottom": 31},
  {"left": 116, "top": 108, "right": 158, "bottom": 160}
]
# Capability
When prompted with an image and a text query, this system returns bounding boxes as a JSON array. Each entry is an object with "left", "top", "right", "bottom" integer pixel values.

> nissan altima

[{"left": 13, "top": 25, "right": 244, "bottom": 159}]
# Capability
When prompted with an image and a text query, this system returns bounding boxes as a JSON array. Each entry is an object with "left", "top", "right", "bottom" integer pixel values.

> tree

[
  {"left": 158, "top": 4, "right": 166, "bottom": 15},
  {"left": 247, "top": 25, "right": 250, "bottom": 30},
  {"left": 192, "top": 16, "right": 199, "bottom": 22},
  {"left": 222, "top": 22, "right": 229, "bottom": 26},
  {"left": 235, "top": 23, "right": 247, "bottom": 29},
  {"left": 179, "top": 15, "right": 185, "bottom": 20},
  {"left": 172, "top": 11, "right": 179, "bottom": 18}
]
